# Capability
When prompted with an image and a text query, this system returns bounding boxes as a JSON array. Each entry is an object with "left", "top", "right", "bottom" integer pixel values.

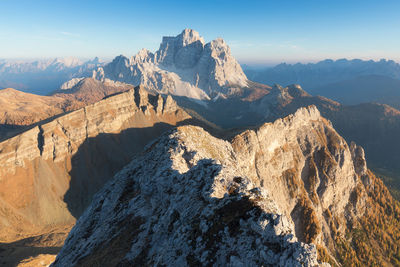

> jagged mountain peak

[
  {"left": 131, "top": 48, "right": 154, "bottom": 64},
  {"left": 90, "top": 29, "right": 249, "bottom": 100},
  {"left": 156, "top": 28, "right": 205, "bottom": 68},
  {"left": 286, "top": 84, "right": 311, "bottom": 98},
  {"left": 112, "top": 54, "right": 130, "bottom": 65},
  {"left": 176, "top": 28, "right": 205, "bottom": 46},
  {"left": 208, "top": 37, "right": 228, "bottom": 50}
]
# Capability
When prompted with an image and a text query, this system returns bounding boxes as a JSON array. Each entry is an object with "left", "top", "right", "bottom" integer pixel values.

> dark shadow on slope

[
  {"left": 174, "top": 95, "right": 265, "bottom": 129},
  {"left": 63, "top": 118, "right": 224, "bottom": 219},
  {"left": 0, "top": 231, "right": 67, "bottom": 267},
  {"left": 0, "top": 110, "right": 79, "bottom": 142},
  {"left": 0, "top": 124, "right": 27, "bottom": 142}
]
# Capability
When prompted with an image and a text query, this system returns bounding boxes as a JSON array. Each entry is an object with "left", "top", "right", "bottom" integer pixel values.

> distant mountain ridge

[
  {"left": 245, "top": 58, "right": 400, "bottom": 91},
  {"left": 313, "top": 74, "right": 400, "bottom": 109},
  {"left": 0, "top": 57, "right": 104, "bottom": 94},
  {"left": 0, "top": 78, "right": 134, "bottom": 141}
]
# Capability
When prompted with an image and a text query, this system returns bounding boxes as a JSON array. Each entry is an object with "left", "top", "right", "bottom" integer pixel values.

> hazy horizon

[
  {"left": 1, "top": 0, "right": 400, "bottom": 63},
  {"left": 1, "top": 55, "right": 399, "bottom": 69}
]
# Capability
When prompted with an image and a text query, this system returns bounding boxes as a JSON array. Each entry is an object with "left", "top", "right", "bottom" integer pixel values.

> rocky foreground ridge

[
  {"left": 0, "top": 86, "right": 192, "bottom": 242},
  {"left": 53, "top": 105, "right": 400, "bottom": 266}
]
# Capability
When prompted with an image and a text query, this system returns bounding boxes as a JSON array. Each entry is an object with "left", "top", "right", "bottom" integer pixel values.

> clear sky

[{"left": 1, "top": 0, "right": 399, "bottom": 64}]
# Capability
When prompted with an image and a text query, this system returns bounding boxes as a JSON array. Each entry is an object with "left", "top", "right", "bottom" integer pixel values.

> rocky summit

[{"left": 92, "top": 29, "right": 249, "bottom": 100}]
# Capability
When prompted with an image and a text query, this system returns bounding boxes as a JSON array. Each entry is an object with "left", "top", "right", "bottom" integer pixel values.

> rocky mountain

[
  {"left": 53, "top": 106, "right": 400, "bottom": 266},
  {"left": 324, "top": 103, "right": 400, "bottom": 198},
  {"left": 0, "top": 57, "right": 104, "bottom": 95},
  {"left": 175, "top": 83, "right": 339, "bottom": 129},
  {"left": 92, "top": 29, "right": 259, "bottom": 100}
]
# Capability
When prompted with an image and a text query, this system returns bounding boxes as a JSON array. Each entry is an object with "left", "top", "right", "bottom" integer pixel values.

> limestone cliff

[{"left": 54, "top": 104, "right": 400, "bottom": 266}]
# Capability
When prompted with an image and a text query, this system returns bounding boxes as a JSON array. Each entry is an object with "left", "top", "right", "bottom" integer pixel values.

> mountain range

[
  {"left": 1, "top": 29, "right": 400, "bottom": 266},
  {"left": 245, "top": 59, "right": 400, "bottom": 108},
  {"left": 245, "top": 58, "right": 400, "bottom": 90},
  {"left": 0, "top": 57, "right": 103, "bottom": 95}
]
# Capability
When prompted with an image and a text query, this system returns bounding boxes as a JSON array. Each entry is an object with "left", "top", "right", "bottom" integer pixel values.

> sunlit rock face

[{"left": 92, "top": 29, "right": 248, "bottom": 100}]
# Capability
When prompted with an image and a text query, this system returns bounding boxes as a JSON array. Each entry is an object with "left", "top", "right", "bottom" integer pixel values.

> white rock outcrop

[{"left": 53, "top": 124, "right": 322, "bottom": 266}]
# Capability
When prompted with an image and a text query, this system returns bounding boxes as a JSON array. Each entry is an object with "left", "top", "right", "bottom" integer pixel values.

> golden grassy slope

[{"left": 0, "top": 88, "right": 82, "bottom": 125}]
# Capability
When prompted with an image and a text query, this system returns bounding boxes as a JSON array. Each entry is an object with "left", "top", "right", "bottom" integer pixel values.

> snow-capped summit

[{"left": 92, "top": 29, "right": 249, "bottom": 100}]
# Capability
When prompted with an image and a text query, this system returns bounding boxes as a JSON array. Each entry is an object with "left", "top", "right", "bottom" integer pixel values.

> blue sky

[{"left": 1, "top": 0, "right": 399, "bottom": 64}]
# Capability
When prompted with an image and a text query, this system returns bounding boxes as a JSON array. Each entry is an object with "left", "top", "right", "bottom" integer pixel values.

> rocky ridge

[
  {"left": 54, "top": 105, "right": 378, "bottom": 266},
  {"left": 92, "top": 29, "right": 249, "bottom": 100},
  {"left": 0, "top": 57, "right": 104, "bottom": 95}
]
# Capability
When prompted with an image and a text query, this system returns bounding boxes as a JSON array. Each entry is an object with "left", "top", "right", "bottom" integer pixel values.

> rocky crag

[{"left": 53, "top": 106, "right": 400, "bottom": 266}]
